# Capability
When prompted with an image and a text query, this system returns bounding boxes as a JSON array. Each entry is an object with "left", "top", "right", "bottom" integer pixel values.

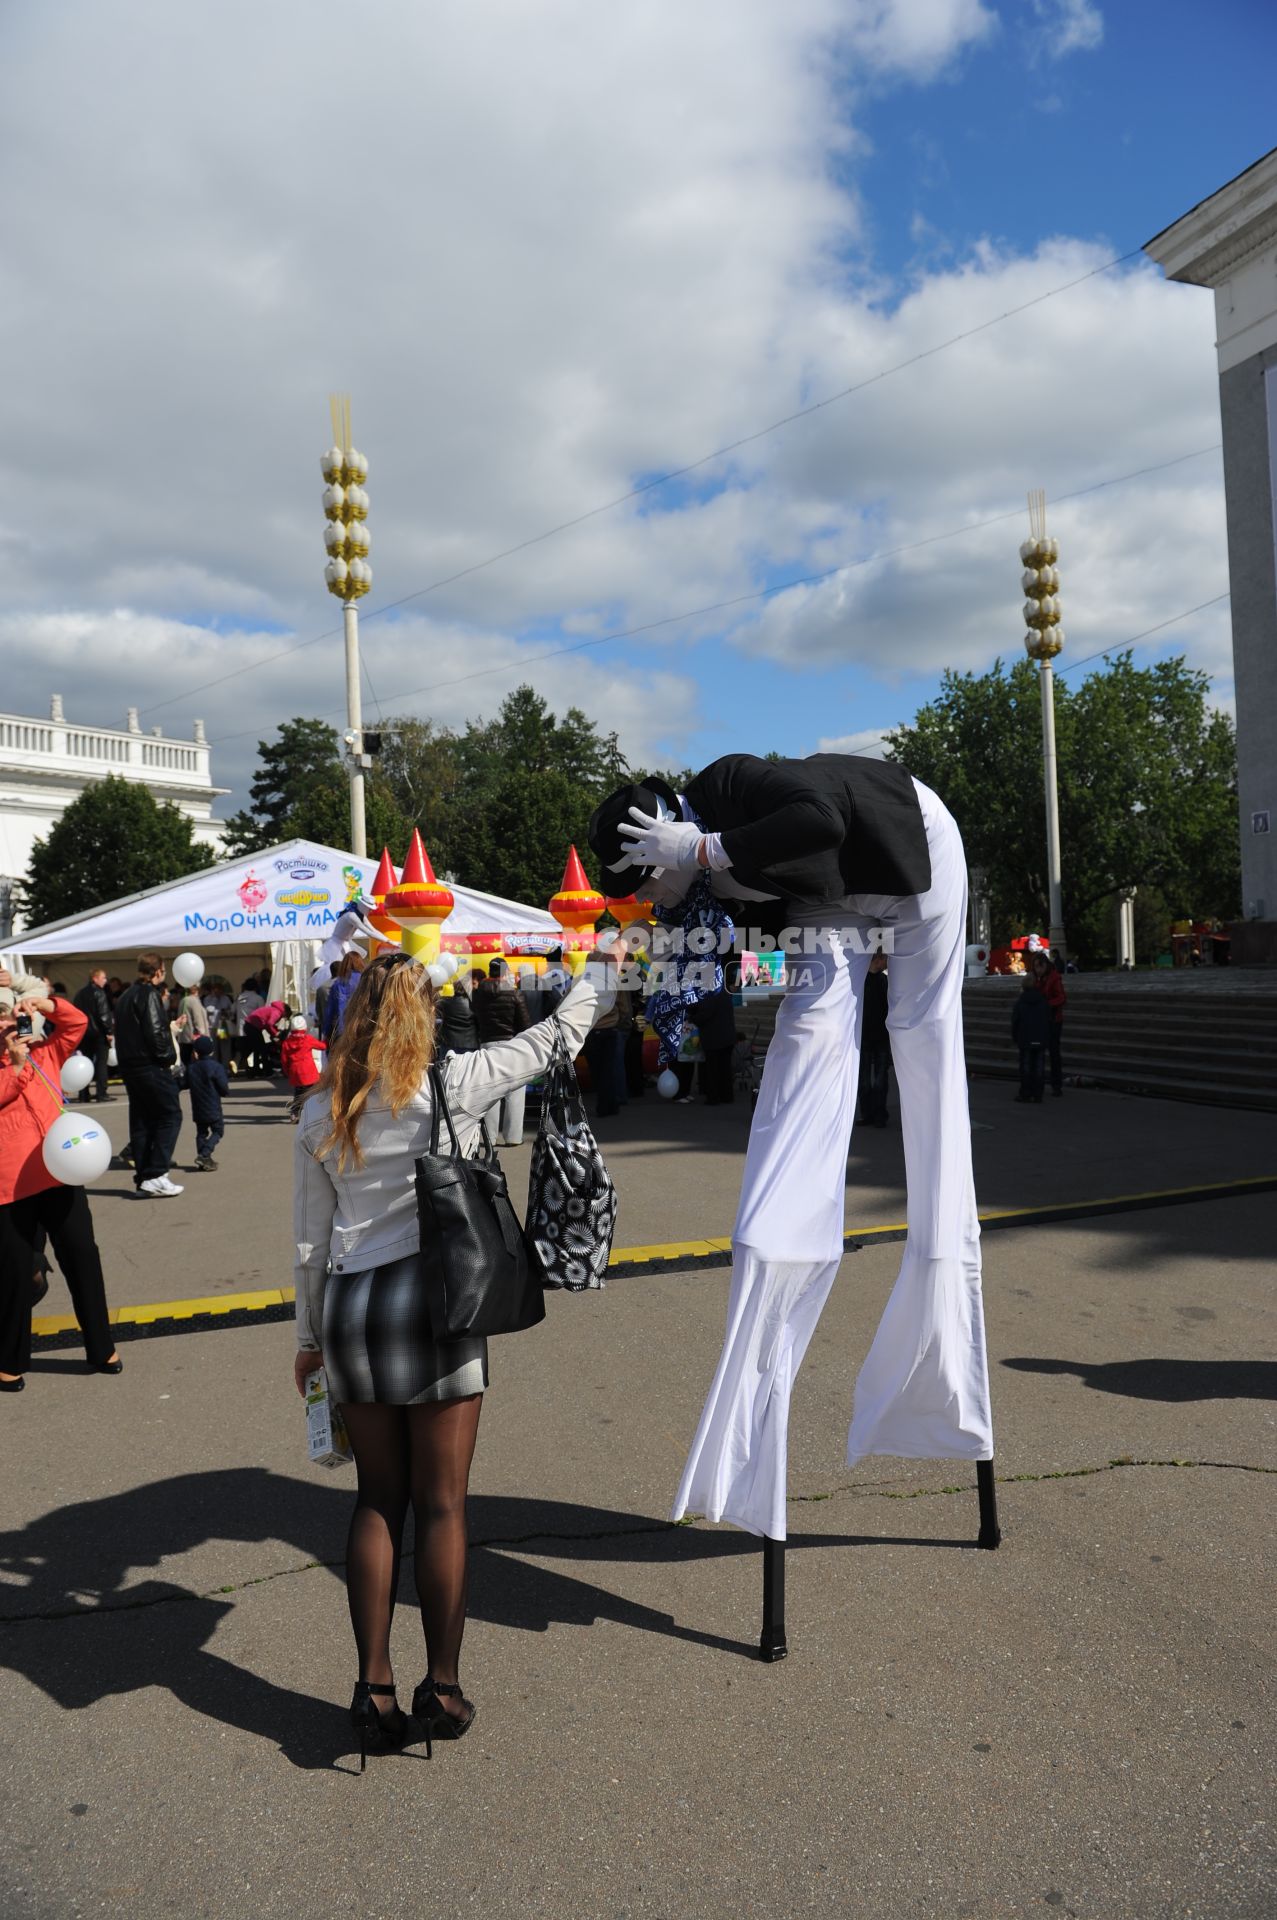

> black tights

[{"left": 339, "top": 1397, "right": 482, "bottom": 1703}]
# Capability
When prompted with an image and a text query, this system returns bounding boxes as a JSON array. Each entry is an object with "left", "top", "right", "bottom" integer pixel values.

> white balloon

[
  {"left": 172, "top": 952, "right": 205, "bottom": 988},
  {"left": 41, "top": 1110, "right": 113, "bottom": 1185},
  {"left": 657, "top": 1069, "right": 680, "bottom": 1100},
  {"left": 426, "top": 963, "right": 448, "bottom": 988},
  {"left": 435, "top": 953, "right": 458, "bottom": 979},
  {"left": 60, "top": 1053, "right": 95, "bottom": 1094}
]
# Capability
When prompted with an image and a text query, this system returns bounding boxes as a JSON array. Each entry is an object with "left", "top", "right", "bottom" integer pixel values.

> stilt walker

[{"left": 589, "top": 753, "right": 1000, "bottom": 1660}]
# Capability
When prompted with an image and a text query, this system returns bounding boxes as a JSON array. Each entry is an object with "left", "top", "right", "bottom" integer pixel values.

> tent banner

[{"left": 19, "top": 838, "right": 563, "bottom": 955}]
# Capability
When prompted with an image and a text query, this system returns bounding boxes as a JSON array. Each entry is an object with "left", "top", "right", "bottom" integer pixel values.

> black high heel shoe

[
  {"left": 89, "top": 1357, "right": 124, "bottom": 1375},
  {"left": 349, "top": 1681, "right": 409, "bottom": 1772},
  {"left": 411, "top": 1676, "right": 476, "bottom": 1744}
]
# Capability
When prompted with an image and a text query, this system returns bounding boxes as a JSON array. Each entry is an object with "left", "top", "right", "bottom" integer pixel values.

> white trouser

[
  {"left": 485, "top": 1084, "right": 526, "bottom": 1146},
  {"left": 672, "top": 780, "right": 993, "bottom": 1540}
]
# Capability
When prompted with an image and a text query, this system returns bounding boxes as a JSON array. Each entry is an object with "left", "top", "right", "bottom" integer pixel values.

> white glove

[{"left": 616, "top": 807, "right": 703, "bottom": 874}]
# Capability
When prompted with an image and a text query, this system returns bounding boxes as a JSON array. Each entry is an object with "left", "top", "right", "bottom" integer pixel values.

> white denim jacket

[{"left": 292, "top": 979, "right": 598, "bottom": 1349}]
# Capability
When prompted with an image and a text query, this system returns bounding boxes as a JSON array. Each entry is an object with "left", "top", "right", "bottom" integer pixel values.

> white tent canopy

[{"left": 10, "top": 839, "right": 562, "bottom": 987}]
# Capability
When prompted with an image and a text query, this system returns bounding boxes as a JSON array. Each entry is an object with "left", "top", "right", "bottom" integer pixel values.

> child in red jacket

[{"left": 279, "top": 1015, "right": 327, "bottom": 1123}]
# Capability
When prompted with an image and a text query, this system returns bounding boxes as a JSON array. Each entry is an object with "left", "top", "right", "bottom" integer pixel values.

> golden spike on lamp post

[
  {"left": 322, "top": 394, "right": 373, "bottom": 857},
  {"left": 1020, "top": 489, "right": 1066, "bottom": 960}
]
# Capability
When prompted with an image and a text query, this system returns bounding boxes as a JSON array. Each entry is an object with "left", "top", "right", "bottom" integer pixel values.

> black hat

[{"left": 588, "top": 778, "right": 681, "bottom": 890}]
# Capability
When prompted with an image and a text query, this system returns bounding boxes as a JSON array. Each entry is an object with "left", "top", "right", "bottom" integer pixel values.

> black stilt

[
  {"left": 760, "top": 1536, "right": 788, "bottom": 1661},
  {"left": 976, "top": 1458, "right": 1001, "bottom": 1549}
]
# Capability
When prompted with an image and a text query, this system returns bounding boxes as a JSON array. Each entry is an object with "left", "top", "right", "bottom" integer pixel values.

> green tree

[
  {"left": 223, "top": 717, "right": 345, "bottom": 855},
  {"left": 446, "top": 687, "right": 630, "bottom": 900},
  {"left": 21, "top": 776, "right": 215, "bottom": 929},
  {"left": 224, "top": 688, "right": 634, "bottom": 901},
  {"left": 887, "top": 653, "right": 1239, "bottom": 962},
  {"left": 375, "top": 717, "right": 463, "bottom": 867},
  {"left": 223, "top": 715, "right": 410, "bottom": 858}
]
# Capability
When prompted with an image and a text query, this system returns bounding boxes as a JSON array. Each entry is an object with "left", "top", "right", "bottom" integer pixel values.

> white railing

[
  {"left": 67, "top": 730, "right": 131, "bottom": 762},
  {"left": 0, "top": 715, "right": 207, "bottom": 780},
  {"left": 141, "top": 741, "right": 199, "bottom": 772},
  {"left": 0, "top": 722, "right": 54, "bottom": 752}
]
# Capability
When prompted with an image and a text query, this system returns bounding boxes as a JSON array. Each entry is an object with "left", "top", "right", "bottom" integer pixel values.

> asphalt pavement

[{"left": 2, "top": 1071, "right": 1274, "bottom": 1918}]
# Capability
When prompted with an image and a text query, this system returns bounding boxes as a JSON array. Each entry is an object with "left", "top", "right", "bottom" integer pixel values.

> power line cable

[
  {"left": 210, "top": 441, "right": 1219, "bottom": 740},
  {"left": 144, "top": 244, "right": 1145, "bottom": 721},
  {"left": 836, "top": 592, "right": 1234, "bottom": 760},
  {"left": 1054, "top": 593, "right": 1231, "bottom": 675}
]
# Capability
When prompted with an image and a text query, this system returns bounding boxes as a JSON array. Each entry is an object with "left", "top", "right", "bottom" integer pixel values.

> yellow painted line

[
  {"left": 969, "top": 1171, "right": 1277, "bottom": 1223},
  {"left": 609, "top": 1236, "right": 730, "bottom": 1265},
  {"left": 33, "top": 1285, "right": 295, "bottom": 1339},
  {"left": 31, "top": 1174, "right": 1275, "bottom": 1339}
]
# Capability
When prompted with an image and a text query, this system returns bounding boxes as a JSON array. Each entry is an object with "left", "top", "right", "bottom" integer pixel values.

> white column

[
  {"left": 343, "top": 600, "right": 366, "bottom": 858},
  {"left": 1039, "top": 658, "right": 1066, "bottom": 958}
]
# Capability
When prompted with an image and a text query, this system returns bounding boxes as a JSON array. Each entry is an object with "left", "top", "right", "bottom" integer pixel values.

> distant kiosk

[{"left": 1145, "top": 147, "right": 1277, "bottom": 966}]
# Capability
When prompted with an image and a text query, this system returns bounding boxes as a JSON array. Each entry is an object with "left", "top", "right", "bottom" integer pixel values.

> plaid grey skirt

[{"left": 321, "top": 1253, "right": 488, "bottom": 1406}]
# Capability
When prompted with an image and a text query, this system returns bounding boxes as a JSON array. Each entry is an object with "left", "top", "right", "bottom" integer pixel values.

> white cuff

[{"left": 700, "top": 831, "right": 733, "bottom": 872}]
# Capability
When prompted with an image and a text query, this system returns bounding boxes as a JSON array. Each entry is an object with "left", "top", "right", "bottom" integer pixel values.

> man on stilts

[{"left": 590, "top": 752, "right": 998, "bottom": 1655}]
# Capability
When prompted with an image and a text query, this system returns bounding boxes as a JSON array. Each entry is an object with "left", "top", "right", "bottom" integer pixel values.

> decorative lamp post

[
  {"left": 382, "top": 828, "right": 454, "bottom": 963},
  {"left": 550, "top": 848, "right": 605, "bottom": 968},
  {"left": 1021, "top": 489, "right": 1067, "bottom": 960},
  {"left": 321, "top": 393, "right": 373, "bottom": 857}
]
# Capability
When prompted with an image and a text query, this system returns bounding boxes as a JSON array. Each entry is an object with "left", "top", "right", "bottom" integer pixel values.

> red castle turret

[
  {"left": 382, "top": 829, "right": 455, "bottom": 958},
  {"left": 366, "top": 846, "right": 401, "bottom": 941},
  {"left": 549, "top": 846, "right": 605, "bottom": 940}
]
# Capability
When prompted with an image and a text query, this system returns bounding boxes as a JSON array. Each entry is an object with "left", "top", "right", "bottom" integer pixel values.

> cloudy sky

[{"left": 2, "top": 0, "right": 1272, "bottom": 816}]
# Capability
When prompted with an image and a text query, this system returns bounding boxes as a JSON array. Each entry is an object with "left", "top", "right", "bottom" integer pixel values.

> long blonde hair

[{"left": 317, "top": 952, "right": 436, "bottom": 1171}]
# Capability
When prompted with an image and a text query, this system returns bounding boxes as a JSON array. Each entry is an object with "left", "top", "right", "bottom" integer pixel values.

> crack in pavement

[{"left": 1, "top": 1456, "right": 1270, "bottom": 1627}]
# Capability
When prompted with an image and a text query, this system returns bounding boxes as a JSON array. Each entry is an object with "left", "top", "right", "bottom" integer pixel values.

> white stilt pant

[{"left": 672, "top": 782, "right": 993, "bottom": 1540}]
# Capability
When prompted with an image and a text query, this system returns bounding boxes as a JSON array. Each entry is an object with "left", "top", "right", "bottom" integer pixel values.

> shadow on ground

[
  {"left": 0, "top": 1470, "right": 976, "bottom": 1770},
  {"left": 1002, "top": 1355, "right": 1277, "bottom": 1401}
]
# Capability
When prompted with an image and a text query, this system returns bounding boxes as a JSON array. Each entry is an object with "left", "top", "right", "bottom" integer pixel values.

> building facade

[
  {"left": 0, "top": 696, "right": 227, "bottom": 938},
  {"left": 1145, "top": 148, "right": 1277, "bottom": 964}
]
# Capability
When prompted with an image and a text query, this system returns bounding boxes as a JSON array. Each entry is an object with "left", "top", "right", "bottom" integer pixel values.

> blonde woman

[{"left": 293, "top": 952, "right": 598, "bottom": 1765}]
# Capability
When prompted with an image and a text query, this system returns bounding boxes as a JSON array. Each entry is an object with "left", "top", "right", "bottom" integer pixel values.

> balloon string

[{"left": 28, "top": 1054, "right": 70, "bottom": 1116}]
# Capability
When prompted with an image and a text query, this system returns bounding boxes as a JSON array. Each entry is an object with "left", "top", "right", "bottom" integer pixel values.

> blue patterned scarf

[{"left": 646, "top": 837, "right": 735, "bottom": 1067}]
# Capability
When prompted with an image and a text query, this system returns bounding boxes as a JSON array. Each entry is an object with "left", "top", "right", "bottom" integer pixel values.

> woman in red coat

[{"left": 0, "top": 985, "right": 120, "bottom": 1392}]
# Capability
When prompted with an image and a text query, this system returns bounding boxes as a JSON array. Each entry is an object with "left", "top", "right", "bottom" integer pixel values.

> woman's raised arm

[{"left": 442, "top": 977, "right": 599, "bottom": 1129}]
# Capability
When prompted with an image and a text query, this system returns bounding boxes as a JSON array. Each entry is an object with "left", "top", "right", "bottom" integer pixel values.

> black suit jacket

[{"left": 684, "top": 754, "right": 931, "bottom": 921}]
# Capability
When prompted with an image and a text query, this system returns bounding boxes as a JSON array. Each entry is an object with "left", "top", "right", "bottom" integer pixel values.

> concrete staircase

[
  {"left": 733, "top": 975, "right": 1277, "bottom": 1113},
  {"left": 961, "top": 974, "right": 1277, "bottom": 1113}
]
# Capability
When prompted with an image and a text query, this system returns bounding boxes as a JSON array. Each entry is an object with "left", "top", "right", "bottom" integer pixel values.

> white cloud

[
  {"left": 815, "top": 726, "right": 893, "bottom": 758},
  {"left": 1030, "top": 0, "right": 1104, "bottom": 60},
  {"left": 0, "top": 0, "right": 1233, "bottom": 834}
]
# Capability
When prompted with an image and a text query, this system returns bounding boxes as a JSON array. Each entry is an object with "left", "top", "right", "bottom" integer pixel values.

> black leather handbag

[{"left": 414, "top": 1065, "right": 546, "bottom": 1340}]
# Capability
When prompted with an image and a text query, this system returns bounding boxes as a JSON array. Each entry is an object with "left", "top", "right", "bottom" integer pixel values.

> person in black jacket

[
  {"left": 1011, "top": 979, "right": 1052, "bottom": 1104},
  {"left": 72, "top": 967, "right": 114, "bottom": 1104},
  {"left": 435, "top": 972, "right": 480, "bottom": 1058},
  {"left": 472, "top": 960, "right": 531, "bottom": 1145},
  {"left": 181, "top": 1034, "right": 230, "bottom": 1168},
  {"left": 856, "top": 951, "right": 891, "bottom": 1127},
  {"left": 689, "top": 986, "right": 736, "bottom": 1106},
  {"left": 589, "top": 750, "right": 993, "bottom": 1543},
  {"left": 113, "top": 950, "right": 184, "bottom": 1197}
]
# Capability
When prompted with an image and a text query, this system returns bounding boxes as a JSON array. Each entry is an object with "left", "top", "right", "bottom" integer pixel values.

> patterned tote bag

[{"left": 525, "top": 1030, "right": 618, "bottom": 1290}]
